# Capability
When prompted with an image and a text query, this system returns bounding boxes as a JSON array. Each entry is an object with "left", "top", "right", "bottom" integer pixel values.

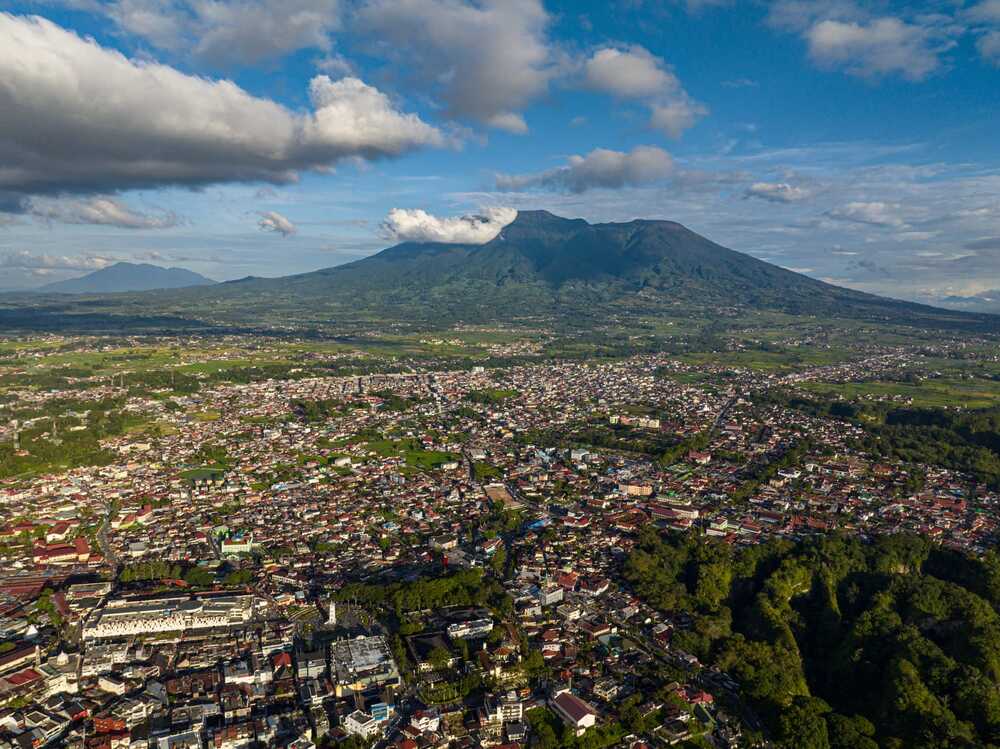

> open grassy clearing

[{"left": 800, "top": 377, "right": 1000, "bottom": 409}]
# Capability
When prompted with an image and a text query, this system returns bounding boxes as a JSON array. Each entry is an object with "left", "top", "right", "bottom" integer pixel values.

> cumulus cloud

[
  {"left": 380, "top": 207, "right": 517, "bottom": 244},
  {"left": 649, "top": 98, "right": 710, "bottom": 139},
  {"left": 355, "top": 0, "right": 555, "bottom": 132},
  {"left": 495, "top": 146, "right": 674, "bottom": 194},
  {"left": 580, "top": 45, "right": 707, "bottom": 138},
  {"left": 26, "top": 196, "right": 179, "bottom": 229},
  {"left": 806, "top": 17, "right": 949, "bottom": 81},
  {"left": 966, "top": 0, "right": 1000, "bottom": 24},
  {"left": 826, "top": 201, "right": 907, "bottom": 228},
  {"left": 58, "top": 0, "right": 342, "bottom": 67},
  {"left": 768, "top": 3, "right": 966, "bottom": 81},
  {"left": 766, "top": 0, "right": 863, "bottom": 32},
  {"left": 1, "top": 250, "right": 115, "bottom": 271},
  {"left": 582, "top": 46, "right": 676, "bottom": 98},
  {"left": 744, "top": 182, "right": 811, "bottom": 203},
  {"left": 978, "top": 30, "right": 1000, "bottom": 65},
  {"left": 0, "top": 14, "right": 444, "bottom": 205},
  {"left": 257, "top": 210, "right": 296, "bottom": 236},
  {"left": 192, "top": 0, "right": 340, "bottom": 67}
]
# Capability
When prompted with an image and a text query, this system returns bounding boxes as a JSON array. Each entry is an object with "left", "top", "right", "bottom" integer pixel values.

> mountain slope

[
  {"left": 40, "top": 262, "right": 216, "bottom": 294},
  {"left": 5, "top": 211, "right": 995, "bottom": 334},
  {"left": 172, "top": 210, "right": 991, "bottom": 329}
]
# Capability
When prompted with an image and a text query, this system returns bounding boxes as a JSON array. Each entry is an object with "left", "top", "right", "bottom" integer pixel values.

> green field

[{"left": 800, "top": 377, "right": 1000, "bottom": 409}]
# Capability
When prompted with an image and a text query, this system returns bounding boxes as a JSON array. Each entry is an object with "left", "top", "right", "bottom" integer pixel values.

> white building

[
  {"left": 344, "top": 710, "right": 381, "bottom": 739},
  {"left": 83, "top": 594, "right": 254, "bottom": 640},
  {"left": 447, "top": 619, "right": 494, "bottom": 640}
]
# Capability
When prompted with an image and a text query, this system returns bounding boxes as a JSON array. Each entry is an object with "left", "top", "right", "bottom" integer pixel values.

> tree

[
  {"left": 428, "top": 646, "right": 452, "bottom": 672},
  {"left": 776, "top": 697, "right": 831, "bottom": 749},
  {"left": 827, "top": 714, "right": 878, "bottom": 749}
]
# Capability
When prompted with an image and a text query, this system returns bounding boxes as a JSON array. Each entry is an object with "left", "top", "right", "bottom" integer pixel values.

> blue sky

[{"left": 1, "top": 0, "right": 999, "bottom": 305}]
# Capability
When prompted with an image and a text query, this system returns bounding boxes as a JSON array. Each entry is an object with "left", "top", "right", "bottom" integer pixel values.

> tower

[
  {"left": 10, "top": 420, "right": 19, "bottom": 451},
  {"left": 328, "top": 600, "right": 337, "bottom": 626}
]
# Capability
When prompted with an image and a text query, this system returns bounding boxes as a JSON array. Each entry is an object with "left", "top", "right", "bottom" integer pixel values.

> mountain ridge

[
  {"left": 189, "top": 209, "right": 968, "bottom": 324},
  {"left": 2, "top": 211, "right": 996, "bottom": 334},
  {"left": 40, "top": 262, "right": 216, "bottom": 294}
]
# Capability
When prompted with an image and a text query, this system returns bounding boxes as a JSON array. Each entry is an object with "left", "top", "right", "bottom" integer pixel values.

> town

[{"left": 1, "top": 335, "right": 999, "bottom": 749}]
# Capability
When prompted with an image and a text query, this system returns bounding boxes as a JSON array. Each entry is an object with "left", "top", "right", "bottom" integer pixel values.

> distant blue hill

[{"left": 40, "top": 262, "right": 216, "bottom": 294}]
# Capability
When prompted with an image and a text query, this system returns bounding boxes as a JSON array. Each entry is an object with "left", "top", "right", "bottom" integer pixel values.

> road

[{"left": 96, "top": 503, "right": 118, "bottom": 567}]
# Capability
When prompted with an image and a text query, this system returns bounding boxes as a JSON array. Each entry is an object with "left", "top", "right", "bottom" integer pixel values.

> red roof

[
  {"left": 552, "top": 692, "right": 596, "bottom": 723},
  {"left": 5, "top": 668, "right": 42, "bottom": 686}
]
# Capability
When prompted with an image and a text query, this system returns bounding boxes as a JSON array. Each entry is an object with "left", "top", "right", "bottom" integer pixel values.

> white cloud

[
  {"left": 27, "top": 196, "right": 179, "bottom": 229},
  {"left": 65, "top": 0, "right": 342, "bottom": 67},
  {"left": 806, "top": 17, "right": 949, "bottom": 81},
  {"left": 767, "top": 0, "right": 863, "bottom": 32},
  {"left": 257, "top": 210, "right": 296, "bottom": 236},
  {"left": 744, "top": 182, "right": 811, "bottom": 203},
  {"left": 649, "top": 98, "right": 710, "bottom": 139},
  {"left": 355, "top": 0, "right": 555, "bottom": 132},
  {"left": 582, "top": 46, "right": 676, "bottom": 98},
  {"left": 978, "top": 30, "right": 1000, "bottom": 65},
  {"left": 496, "top": 146, "right": 675, "bottom": 194},
  {"left": 380, "top": 207, "right": 517, "bottom": 244},
  {"left": 191, "top": 0, "right": 341, "bottom": 67},
  {"left": 485, "top": 113, "right": 529, "bottom": 135},
  {"left": 769, "top": 3, "right": 965, "bottom": 81},
  {"left": 826, "top": 201, "right": 907, "bottom": 228},
  {"left": 1, "top": 250, "right": 114, "bottom": 270},
  {"left": 966, "top": 0, "right": 1000, "bottom": 24},
  {"left": 0, "top": 13, "right": 444, "bottom": 204},
  {"left": 580, "top": 45, "right": 707, "bottom": 138}
]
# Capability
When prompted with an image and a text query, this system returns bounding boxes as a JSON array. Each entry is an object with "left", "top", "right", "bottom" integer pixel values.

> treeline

[
  {"left": 464, "top": 388, "right": 520, "bottom": 404},
  {"left": 729, "top": 438, "right": 814, "bottom": 502},
  {"left": 292, "top": 398, "right": 345, "bottom": 422},
  {"left": 0, "top": 396, "right": 125, "bottom": 422},
  {"left": 515, "top": 421, "right": 683, "bottom": 458},
  {"left": 624, "top": 528, "right": 1000, "bottom": 748},
  {"left": 0, "top": 405, "right": 144, "bottom": 479},
  {"left": 764, "top": 391, "right": 1000, "bottom": 488},
  {"left": 119, "top": 560, "right": 250, "bottom": 587},
  {"left": 336, "top": 568, "right": 509, "bottom": 617}
]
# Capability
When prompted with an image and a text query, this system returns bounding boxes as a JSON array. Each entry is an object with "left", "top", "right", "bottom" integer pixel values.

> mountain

[
  {"left": 4, "top": 211, "right": 995, "bottom": 334},
  {"left": 163, "top": 210, "right": 995, "bottom": 331},
  {"left": 937, "top": 290, "right": 1000, "bottom": 315},
  {"left": 40, "top": 262, "right": 216, "bottom": 294}
]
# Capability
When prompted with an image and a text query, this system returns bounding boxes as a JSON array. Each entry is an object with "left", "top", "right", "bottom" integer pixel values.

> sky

[{"left": 1, "top": 0, "right": 999, "bottom": 305}]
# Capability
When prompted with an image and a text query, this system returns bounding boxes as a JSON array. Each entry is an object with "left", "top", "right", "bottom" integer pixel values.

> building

[
  {"left": 329, "top": 636, "right": 401, "bottom": 697},
  {"left": 344, "top": 710, "right": 381, "bottom": 739},
  {"left": 538, "top": 583, "right": 564, "bottom": 607},
  {"left": 83, "top": 594, "right": 254, "bottom": 640},
  {"left": 550, "top": 691, "right": 598, "bottom": 736},
  {"left": 447, "top": 618, "right": 494, "bottom": 640},
  {"left": 220, "top": 533, "right": 254, "bottom": 556}
]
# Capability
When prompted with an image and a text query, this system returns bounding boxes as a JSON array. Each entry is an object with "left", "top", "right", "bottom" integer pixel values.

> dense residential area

[{"left": 2, "top": 333, "right": 1000, "bottom": 749}]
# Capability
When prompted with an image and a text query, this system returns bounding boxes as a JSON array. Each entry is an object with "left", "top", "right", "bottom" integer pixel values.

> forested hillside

[{"left": 624, "top": 529, "right": 1000, "bottom": 748}]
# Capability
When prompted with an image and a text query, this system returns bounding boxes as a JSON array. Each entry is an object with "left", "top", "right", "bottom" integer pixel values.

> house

[{"left": 549, "top": 691, "right": 597, "bottom": 736}]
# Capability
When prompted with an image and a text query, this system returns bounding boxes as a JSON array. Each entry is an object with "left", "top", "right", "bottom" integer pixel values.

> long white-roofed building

[{"left": 83, "top": 594, "right": 255, "bottom": 640}]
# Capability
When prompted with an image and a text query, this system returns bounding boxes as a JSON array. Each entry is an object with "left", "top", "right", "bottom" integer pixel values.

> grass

[
  {"left": 677, "top": 347, "right": 854, "bottom": 372},
  {"left": 191, "top": 410, "right": 222, "bottom": 422},
  {"left": 125, "top": 420, "right": 178, "bottom": 436},
  {"left": 800, "top": 378, "right": 1000, "bottom": 409},
  {"left": 179, "top": 467, "right": 226, "bottom": 481},
  {"left": 363, "top": 438, "right": 460, "bottom": 471}
]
